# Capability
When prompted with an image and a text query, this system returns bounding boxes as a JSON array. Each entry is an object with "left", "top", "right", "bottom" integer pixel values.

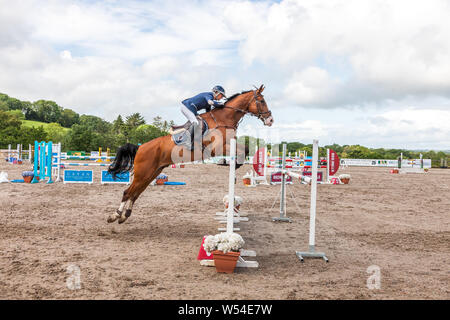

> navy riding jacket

[{"left": 182, "top": 92, "right": 224, "bottom": 115}]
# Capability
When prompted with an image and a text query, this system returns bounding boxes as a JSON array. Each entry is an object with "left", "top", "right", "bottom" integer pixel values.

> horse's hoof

[
  {"left": 107, "top": 212, "right": 120, "bottom": 223},
  {"left": 118, "top": 216, "right": 128, "bottom": 224}
]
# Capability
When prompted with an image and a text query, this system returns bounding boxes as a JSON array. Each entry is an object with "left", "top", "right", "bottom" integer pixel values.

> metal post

[
  {"left": 296, "top": 139, "right": 328, "bottom": 262},
  {"left": 273, "top": 144, "right": 292, "bottom": 222}
]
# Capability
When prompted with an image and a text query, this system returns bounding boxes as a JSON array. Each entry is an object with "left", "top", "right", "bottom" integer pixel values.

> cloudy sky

[{"left": 1, "top": 0, "right": 449, "bottom": 150}]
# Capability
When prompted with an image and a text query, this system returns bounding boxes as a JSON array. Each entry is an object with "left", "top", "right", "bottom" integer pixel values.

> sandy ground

[{"left": 0, "top": 160, "right": 449, "bottom": 300}]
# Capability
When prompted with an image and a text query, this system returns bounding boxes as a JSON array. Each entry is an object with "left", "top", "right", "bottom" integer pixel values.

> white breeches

[{"left": 181, "top": 105, "right": 199, "bottom": 125}]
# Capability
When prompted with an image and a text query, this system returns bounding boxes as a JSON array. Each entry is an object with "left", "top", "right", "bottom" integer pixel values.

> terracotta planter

[
  {"left": 340, "top": 178, "right": 350, "bottom": 184},
  {"left": 156, "top": 178, "right": 168, "bottom": 185},
  {"left": 23, "top": 176, "right": 33, "bottom": 183},
  {"left": 212, "top": 250, "right": 240, "bottom": 273},
  {"left": 179, "top": 164, "right": 185, "bottom": 168}
]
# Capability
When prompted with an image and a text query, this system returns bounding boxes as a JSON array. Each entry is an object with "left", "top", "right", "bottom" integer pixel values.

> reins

[{"left": 207, "top": 90, "right": 271, "bottom": 131}]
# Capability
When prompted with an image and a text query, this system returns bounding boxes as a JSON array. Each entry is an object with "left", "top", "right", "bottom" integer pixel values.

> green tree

[
  {"left": 126, "top": 113, "right": 146, "bottom": 128},
  {"left": 112, "top": 115, "right": 125, "bottom": 134},
  {"left": 0, "top": 100, "right": 8, "bottom": 111},
  {"left": 60, "top": 108, "right": 80, "bottom": 127},
  {"left": 128, "top": 124, "right": 166, "bottom": 144},
  {"left": 20, "top": 126, "right": 48, "bottom": 146},
  {"left": 45, "top": 123, "right": 68, "bottom": 143},
  {"left": 33, "top": 100, "right": 62, "bottom": 123},
  {"left": 22, "top": 101, "right": 38, "bottom": 120},
  {"left": 0, "top": 110, "right": 23, "bottom": 147},
  {"left": 64, "top": 124, "right": 95, "bottom": 151},
  {"left": 6, "top": 109, "right": 25, "bottom": 120},
  {"left": 79, "top": 115, "right": 112, "bottom": 134}
]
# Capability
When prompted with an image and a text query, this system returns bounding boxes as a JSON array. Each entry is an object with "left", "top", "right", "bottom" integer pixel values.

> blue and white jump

[{"left": 30, "top": 141, "right": 129, "bottom": 184}]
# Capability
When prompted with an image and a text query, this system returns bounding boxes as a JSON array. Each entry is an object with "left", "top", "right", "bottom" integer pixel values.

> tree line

[
  {"left": 0, "top": 92, "right": 448, "bottom": 167},
  {"left": 238, "top": 138, "right": 448, "bottom": 168},
  {"left": 0, "top": 92, "right": 173, "bottom": 152}
]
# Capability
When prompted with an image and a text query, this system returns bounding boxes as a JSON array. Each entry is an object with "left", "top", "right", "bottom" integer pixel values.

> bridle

[
  {"left": 209, "top": 90, "right": 272, "bottom": 130},
  {"left": 252, "top": 90, "right": 272, "bottom": 122}
]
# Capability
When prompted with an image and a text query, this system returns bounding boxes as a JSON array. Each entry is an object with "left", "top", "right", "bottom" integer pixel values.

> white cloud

[
  {"left": 284, "top": 67, "right": 340, "bottom": 106},
  {"left": 0, "top": 0, "right": 449, "bottom": 149},
  {"left": 225, "top": 0, "right": 450, "bottom": 108}
]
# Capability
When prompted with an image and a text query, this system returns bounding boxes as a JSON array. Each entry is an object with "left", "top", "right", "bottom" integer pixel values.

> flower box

[
  {"left": 202, "top": 233, "right": 245, "bottom": 273},
  {"left": 212, "top": 250, "right": 240, "bottom": 273},
  {"left": 338, "top": 174, "right": 351, "bottom": 184}
]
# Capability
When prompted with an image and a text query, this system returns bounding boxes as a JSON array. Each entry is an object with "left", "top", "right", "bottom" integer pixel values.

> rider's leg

[{"left": 181, "top": 104, "right": 199, "bottom": 126}]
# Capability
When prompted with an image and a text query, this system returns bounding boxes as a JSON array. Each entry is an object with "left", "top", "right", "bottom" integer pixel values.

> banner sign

[
  {"left": 64, "top": 170, "right": 93, "bottom": 184},
  {"left": 341, "top": 158, "right": 431, "bottom": 169},
  {"left": 101, "top": 171, "right": 130, "bottom": 184},
  {"left": 328, "top": 149, "right": 340, "bottom": 176},
  {"left": 253, "top": 147, "right": 266, "bottom": 176},
  {"left": 270, "top": 171, "right": 292, "bottom": 184},
  {"left": 302, "top": 171, "right": 323, "bottom": 182}
]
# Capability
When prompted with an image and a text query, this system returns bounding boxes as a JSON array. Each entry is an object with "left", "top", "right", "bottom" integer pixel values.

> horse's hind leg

[
  {"left": 107, "top": 188, "right": 131, "bottom": 223},
  {"left": 116, "top": 166, "right": 165, "bottom": 224}
]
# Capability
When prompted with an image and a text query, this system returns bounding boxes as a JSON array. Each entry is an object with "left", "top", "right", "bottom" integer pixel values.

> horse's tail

[{"left": 108, "top": 143, "right": 140, "bottom": 179}]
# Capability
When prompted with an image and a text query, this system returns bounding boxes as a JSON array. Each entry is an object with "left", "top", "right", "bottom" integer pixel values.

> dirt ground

[{"left": 0, "top": 161, "right": 449, "bottom": 300}]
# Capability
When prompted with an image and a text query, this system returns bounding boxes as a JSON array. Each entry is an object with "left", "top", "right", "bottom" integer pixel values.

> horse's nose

[{"left": 265, "top": 116, "right": 274, "bottom": 126}]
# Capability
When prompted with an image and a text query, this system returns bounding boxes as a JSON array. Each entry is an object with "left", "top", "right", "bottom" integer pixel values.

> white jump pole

[
  {"left": 228, "top": 138, "right": 258, "bottom": 268},
  {"left": 226, "top": 139, "right": 236, "bottom": 234},
  {"left": 54, "top": 142, "right": 62, "bottom": 182},
  {"left": 296, "top": 139, "right": 328, "bottom": 262}
]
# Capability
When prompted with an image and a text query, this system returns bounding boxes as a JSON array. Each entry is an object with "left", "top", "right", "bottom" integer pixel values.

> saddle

[{"left": 171, "top": 118, "right": 209, "bottom": 151}]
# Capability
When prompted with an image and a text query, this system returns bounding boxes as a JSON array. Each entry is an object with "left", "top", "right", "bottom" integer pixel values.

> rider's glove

[{"left": 207, "top": 100, "right": 214, "bottom": 105}]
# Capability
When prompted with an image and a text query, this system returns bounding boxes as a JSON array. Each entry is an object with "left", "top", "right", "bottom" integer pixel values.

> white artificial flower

[{"left": 202, "top": 232, "right": 245, "bottom": 254}]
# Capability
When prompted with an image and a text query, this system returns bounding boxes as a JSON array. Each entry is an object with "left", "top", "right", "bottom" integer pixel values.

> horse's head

[{"left": 249, "top": 85, "right": 274, "bottom": 126}]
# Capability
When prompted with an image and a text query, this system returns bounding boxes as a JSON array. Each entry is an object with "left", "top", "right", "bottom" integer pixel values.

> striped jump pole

[
  {"left": 31, "top": 141, "right": 54, "bottom": 184},
  {"left": 61, "top": 163, "right": 111, "bottom": 167},
  {"left": 60, "top": 156, "right": 115, "bottom": 160}
]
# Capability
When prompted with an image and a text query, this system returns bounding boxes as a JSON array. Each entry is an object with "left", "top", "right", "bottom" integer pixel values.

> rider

[{"left": 171, "top": 85, "right": 227, "bottom": 131}]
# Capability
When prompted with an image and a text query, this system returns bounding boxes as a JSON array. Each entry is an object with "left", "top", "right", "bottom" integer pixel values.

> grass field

[{"left": 21, "top": 120, "right": 70, "bottom": 132}]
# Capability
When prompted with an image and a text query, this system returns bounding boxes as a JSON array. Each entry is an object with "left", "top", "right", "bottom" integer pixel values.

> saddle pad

[{"left": 171, "top": 119, "right": 209, "bottom": 150}]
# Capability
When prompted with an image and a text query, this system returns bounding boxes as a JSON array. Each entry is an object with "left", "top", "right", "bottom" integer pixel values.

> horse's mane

[{"left": 225, "top": 90, "right": 252, "bottom": 105}]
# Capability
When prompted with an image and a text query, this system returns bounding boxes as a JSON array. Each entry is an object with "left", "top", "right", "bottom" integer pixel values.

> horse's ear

[{"left": 258, "top": 85, "right": 265, "bottom": 93}]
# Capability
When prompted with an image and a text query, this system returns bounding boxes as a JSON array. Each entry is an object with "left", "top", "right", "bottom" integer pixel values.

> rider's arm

[{"left": 207, "top": 99, "right": 225, "bottom": 108}]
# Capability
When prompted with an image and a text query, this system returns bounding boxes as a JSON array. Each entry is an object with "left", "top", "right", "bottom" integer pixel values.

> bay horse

[{"left": 107, "top": 85, "right": 273, "bottom": 224}]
